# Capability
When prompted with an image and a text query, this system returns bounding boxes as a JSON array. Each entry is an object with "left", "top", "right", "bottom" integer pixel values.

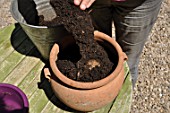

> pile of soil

[{"left": 39, "top": 0, "right": 115, "bottom": 82}]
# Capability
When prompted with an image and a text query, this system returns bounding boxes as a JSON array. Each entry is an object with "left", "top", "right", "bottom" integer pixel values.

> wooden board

[{"left": 0, "top": 24, "right": 132, "bottom": 113}]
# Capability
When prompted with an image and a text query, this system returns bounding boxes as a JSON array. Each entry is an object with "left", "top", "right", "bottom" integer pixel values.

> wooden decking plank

[
  {"left": 30, "top": 81, "right": 60, "bottom": 113},
  {"left": 41, "top": 94, "right": 82, "bottom": 113},
  {"left": 41, "top": 97, "right": 59, "bottom": 113},
  {"left": 18, "top": 61, "right": 44, "bottom": 90},
  {"left": 21, "top": 67, "right": 43, "bottom": 98},
  {"left": 90, "top": 102, "right": 113, "bottom": 113},
  {"left": 0, "top": 34, "right": 27, "bottom": 64},
  {"left": 31, "top": 93, "right": 49, "bottom": 113},
  {"left": 0, "top": 52, "right": 25, "bottom": 82},
  {"left": 0, "top": 25, "right": 21, "bottom": 63},
  {"left": 0, "top": 39, "right": 35, "bottom": 82},
  {"left": 29, "top": 87, "right": 49, "bottom": 113},
  {"left": 0, "top": 39, "right": 15, "bottom": 63},
  {"left": 0, "top": 25, "right": 15, "bottom": 44},
  {"left": 0, "top": 24, "right": 25, "bottom": 48},
  {"left": 109, "top": 73, "right": 132, "bottom": 113},
  {"left": 22, "top": 76, "right": 40, "bottom": 99},
  {"left": 40, "top": 100, "right": 55, "bottom": 113},
  {"left": 0, "top": 23, "right": 35, "bottom": 63},
  {"left": 48, "top": 94, "right": 78, "bottom": 113},
  {"left": 124, "top": 62, "right": 130, "bottom": 78},
  {"left": 23, "top": 74, "right": 49, "bottom": 113},
  {"left": 21, "top": 63, "right": 51, "bottom": 100},
  {"left": 2, "top": 55, "right": 40, "bottom": 86}
]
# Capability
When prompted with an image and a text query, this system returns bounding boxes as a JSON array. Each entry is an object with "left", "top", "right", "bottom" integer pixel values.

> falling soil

[{"left": 39, "top": 0, "right": 115, "bottom": 82}]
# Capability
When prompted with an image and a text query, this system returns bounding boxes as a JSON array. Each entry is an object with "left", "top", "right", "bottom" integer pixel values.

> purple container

[{"left": 0, "top": 83, "right": 29, "bottom": 113}]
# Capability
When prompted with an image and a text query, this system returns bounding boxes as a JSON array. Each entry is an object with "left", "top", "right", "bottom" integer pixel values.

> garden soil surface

[{"left": 0, "top": 0, "right": 169, "bottom": 112}]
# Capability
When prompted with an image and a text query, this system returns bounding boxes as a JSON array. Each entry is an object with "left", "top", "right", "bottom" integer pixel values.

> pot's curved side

[
  {"left": 44, "top": 66, "right": 125, "bottom": 112},
  {"left": 49, "top": 31, "right": 127, "bottom": 89}
]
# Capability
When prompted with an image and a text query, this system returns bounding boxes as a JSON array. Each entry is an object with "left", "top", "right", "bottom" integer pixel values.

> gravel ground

[
  {"left": 0, "top": 0, "right": 16, "bottom": 28},
  {"left": 131, "top": 0, "right": 170, "bottom": 112},
  {"left": 0, "top": 0, "right": 169, "bottom": 113}
]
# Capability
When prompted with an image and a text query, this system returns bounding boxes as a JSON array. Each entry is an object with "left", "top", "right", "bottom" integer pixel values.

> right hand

[{"left": 74, "top": 0, "right": 96, "bottom": 10}]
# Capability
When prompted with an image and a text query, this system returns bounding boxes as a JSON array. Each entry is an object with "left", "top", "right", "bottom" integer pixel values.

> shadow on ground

[
  {"left": 10, "top": 23, "right": 83, "bottom": 112},
  {"left": 38, "top": 63, "right": 84, "bottom": 113},
  {"left": 10, "top": 23, "right": 46, "bottom": 62}
]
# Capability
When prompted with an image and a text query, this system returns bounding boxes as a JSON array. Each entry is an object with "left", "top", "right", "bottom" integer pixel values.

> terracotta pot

[{"left": 44, "top": 31, "right": 128, "bottom": 111}]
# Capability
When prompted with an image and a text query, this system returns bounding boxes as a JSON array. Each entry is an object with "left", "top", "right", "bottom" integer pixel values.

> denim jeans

[{"left": 90, "top": 0, "right": 162, "bottom": 87}]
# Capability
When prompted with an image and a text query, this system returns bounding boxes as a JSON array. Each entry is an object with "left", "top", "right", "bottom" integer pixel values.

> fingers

[
  {"left": 86, "top": 0, "right": 95, "bottom": 8},
  {"left": 80, "top": 0, "right": 90, "bottom": 10},
  {"left": 74, "top": 0, "right": 81, "bottom": 6},
  {"left": 74, "top": 0, "right": 95, "bottom": 10}
]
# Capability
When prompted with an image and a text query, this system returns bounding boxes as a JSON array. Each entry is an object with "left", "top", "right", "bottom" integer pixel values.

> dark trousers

[{"left": 90, "top": 0, "right": 162, "bottom": 87}]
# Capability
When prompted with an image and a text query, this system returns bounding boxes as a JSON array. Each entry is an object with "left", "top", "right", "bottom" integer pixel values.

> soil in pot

[{"left": 39, "top": 0, "right": 116, "bottom": 82}]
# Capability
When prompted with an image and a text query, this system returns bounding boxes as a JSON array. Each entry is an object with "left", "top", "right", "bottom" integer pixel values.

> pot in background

[{"left": 10, "top": 0, "right": 70, "bottom": 60}]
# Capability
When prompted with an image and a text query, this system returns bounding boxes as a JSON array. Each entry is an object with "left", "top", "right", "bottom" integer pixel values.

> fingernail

[
  {"left": 80, "top": 4, "right": 86, "bottom": 10},
  {"left": 74, "top": 0, "right": 80, "bottom": 5}
]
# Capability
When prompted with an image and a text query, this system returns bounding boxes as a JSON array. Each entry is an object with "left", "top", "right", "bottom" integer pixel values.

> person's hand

[{"left": 74, "top": 0, "right": 95, "bottom": 10}]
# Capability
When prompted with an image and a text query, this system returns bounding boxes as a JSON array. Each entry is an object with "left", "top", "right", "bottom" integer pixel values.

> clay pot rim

[{"left": 50, "top": 31, "right": 127, "bottom": 89}]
